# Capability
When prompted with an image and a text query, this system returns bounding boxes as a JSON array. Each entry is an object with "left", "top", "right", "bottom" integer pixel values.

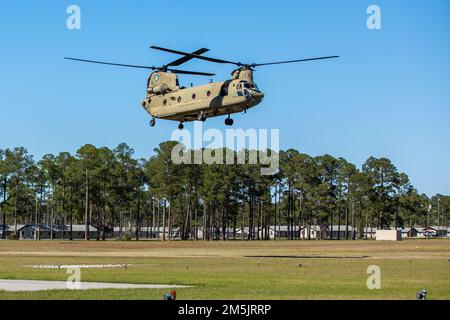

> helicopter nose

[{"left": 255, "top": 91, "right": 265, "bottom": 100}]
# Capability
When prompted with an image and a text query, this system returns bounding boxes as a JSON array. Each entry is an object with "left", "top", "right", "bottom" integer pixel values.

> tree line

[{"left": 0, "top": 141, "right": 448, "bottom": 241}]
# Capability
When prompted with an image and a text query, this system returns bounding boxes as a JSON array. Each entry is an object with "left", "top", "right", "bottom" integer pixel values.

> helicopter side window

[{"left": 235, "top": 83, "right": 245, "bottom": 97}]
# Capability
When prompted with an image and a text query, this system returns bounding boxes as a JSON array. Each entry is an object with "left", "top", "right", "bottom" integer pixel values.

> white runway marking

[{"left": 0, "top": 279, "right": 191, "bottom": 292}]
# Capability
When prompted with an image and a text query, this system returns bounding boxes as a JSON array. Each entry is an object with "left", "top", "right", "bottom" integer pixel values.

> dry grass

[
  {"left": 0, "top": 238, "right": 448, "bottom": 259},
  {"left": 0, "top": 239, "right": 449, "bottom": 300}
]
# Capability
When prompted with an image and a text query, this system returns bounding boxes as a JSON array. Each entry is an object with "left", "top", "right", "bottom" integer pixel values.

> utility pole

[
  {"left": 351, "top": 201, "right": 356, "bottom": 240},
  {"left": 194, "top": 209, "right": 198, "bottom": 241},
  {"left": 273, "top": 185, "right": 278, "bottom": 240},
  {"left": 84, "top": 168, "right": 89, "bottom": 241},
  {"left": 445, "top": 203, "right": 448, "bottom": 238},
  {"left": 157, "top": 199, "right": 161, "bottom": 240},
  {"left": 277, "top": 185, "right": 281, "bottom": 239},
  {"left": 437, "top": 196, "right": 440, "bottom": 238},
  {"left": 162, "top": 199, "right": 166, "bottom": 241},
  {"left": 298, "top": 192, "right": 303, "bottom": 240},
  {"left": 2, "top": 178, "right": 6, "bottom": 239},
  {"left": 394, "top": 195, "right": 399, "bottom": 230},
  {"left": 241, "top": 196, "right": 245, "bottom": 241},
  {"left": 135, "top": 172, "right": 143, "bottom": 241},
  {"left": 34, "top": 192, "right": 38, "bottom": 240},
  {"left": 151, "top": 197, "right": 156, "bottom": 239},
  {"left": 51, "top": 183, "right": 55, "bottom": 241}
]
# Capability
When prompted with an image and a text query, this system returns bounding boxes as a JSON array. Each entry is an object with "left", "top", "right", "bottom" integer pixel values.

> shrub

[
  {"left": 7, "top": 233, "right": 19, "bottom": 240},
  {"left": 122, "top": 230, "right": 132, "bottom": 241}
]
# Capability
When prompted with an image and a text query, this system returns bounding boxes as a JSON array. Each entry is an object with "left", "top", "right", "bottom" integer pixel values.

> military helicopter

[{"left": 65, "top": 46, "right": 338, "bottom": 130}]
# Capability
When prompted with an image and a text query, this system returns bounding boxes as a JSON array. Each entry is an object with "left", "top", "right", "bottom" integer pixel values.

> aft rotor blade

[
  {"left": 64, "top": 57, "right": 156, "bottom": 70},
  {"left": 151, "top": 46, "right": 241, "bottom": 66},
  {"left": 253, "top": 56, "right": 340, "bottom": 67},
  {"left": 166, "top": 48, "right": 210, "bottom": 67},
  {"left": 168, "top": 68, "right": 216, "bottom": 76}
]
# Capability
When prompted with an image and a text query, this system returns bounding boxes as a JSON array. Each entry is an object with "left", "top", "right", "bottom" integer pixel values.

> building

[
  {"left": 62, "top": 225, "right": 98, "bottom": 239},
  {"left": 327, "top": 226, "right": 355, "bottom": 239},
  {"left": 300, "top": 225, "right": 321, "bottom": 240},
  {"left": 363, "top": 227, "right": 377, "bottom": 239},
  {"left": 0, "top": 225, "right": 5, "bottom": 239},
  {"left": 268, "top": 226, "right": 304, "bottom": 239},
  {"left": 14, "top": 224, "right": 98, "bottom": 240},
  {"left": 362, "top": 227, "right": 418, "bottom": 239},
  {"left": 0, "top": 225, "right": 25, "bottom": 239},
  {"left": 415, "top": 227, "right": 425, "bottom": 238},
  {"left": 399, "top": 227, "right": 419, "bottom": 238},
  {"left": 113, "top": 226, "right": 177, "bottom": 240},
  {"left": 376, "top": 229, "right": 402, "bottom": 241},
  {"left": 423, "top": 226, "right": 448, "bottom": 238},
  {"left": 16, "top": 225, "right": 52, "bottom": 240}
]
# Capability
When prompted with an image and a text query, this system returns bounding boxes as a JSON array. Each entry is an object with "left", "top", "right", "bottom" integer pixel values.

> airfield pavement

[{"left": 0, "top": 279, "right": 191, "bottom": 292}]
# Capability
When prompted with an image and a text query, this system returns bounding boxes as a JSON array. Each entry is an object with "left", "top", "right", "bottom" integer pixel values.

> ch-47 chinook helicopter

[{"left": 65, "top": 46, "right": 338, "bottom": 130}]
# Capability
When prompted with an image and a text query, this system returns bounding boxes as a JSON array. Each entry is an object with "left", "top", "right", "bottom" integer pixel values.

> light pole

[
  {"left": 272, "top": 186, "right": 278, "bottom": 240},
  {"left": 273, "top": 182, "right": 282, "bottom": 240},
  {"left": 437, "top": 196, "right": 441, "bottom": 238},
  {"left": 2, "top": 178, "right": 6, "bottom": 240}
]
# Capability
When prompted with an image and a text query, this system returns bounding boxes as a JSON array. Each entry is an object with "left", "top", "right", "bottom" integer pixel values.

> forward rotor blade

[
  {"left": 253, "top": 56, "right": 340, "bottom": 67},
  {"left": 168, "top": 68, "right": 216, "bottom": 76},
  {"left": 166, "top": 48, "right": 210, "bottom": 67},
  {"left": 151, "top": 46, "right": 241, "bottom": 66},
  {"left": 64, "top": 57, "right": 156, "bottom": 70}
]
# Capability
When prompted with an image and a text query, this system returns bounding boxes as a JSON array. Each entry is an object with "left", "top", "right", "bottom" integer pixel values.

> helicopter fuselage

[{"left": 142, "top": 68, "right": 264, "bottom": 123}]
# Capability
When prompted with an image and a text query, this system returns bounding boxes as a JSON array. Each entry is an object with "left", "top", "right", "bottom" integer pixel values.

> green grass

[{"left": 0, "top": 239, "right": 449, "bottom": 300}]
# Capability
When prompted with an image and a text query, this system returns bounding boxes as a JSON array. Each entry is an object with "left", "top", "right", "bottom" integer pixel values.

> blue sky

[{"left": 0, "top": 1, "right": 449, "bottom": 196}]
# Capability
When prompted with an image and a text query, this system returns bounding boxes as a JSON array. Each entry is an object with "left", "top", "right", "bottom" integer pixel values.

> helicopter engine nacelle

[
  {"left": 151, "top": 84, "right": 169, "bottom": 95},
  {"left": 147, "top": 72, "right": 179, "bottom": 95}
]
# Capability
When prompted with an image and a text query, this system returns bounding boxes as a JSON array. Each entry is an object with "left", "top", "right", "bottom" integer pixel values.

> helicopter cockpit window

[
  {"left": 243, "top": 83, "right": 258, "bottom": 90},
  {"left": 237, "top": 81, "right": 258, "bottom": 92}
]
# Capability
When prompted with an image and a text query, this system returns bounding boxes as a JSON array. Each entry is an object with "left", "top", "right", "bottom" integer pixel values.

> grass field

[{"left": 0, "top": 239, "right": 449, "bottom": 300}]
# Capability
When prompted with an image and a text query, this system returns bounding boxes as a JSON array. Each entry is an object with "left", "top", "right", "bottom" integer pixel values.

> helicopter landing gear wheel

[
  {"left": 198, "top": 113, "right": 207, "bottom": 122},
  {"left": 225, "top": 117, "right": 234, "bottom": 126},
  {"left": 178, "top": 122, "right": 185, "bottom": 130},
  {"left": 150, "top": 118, "right": 156, "bottom": 127}
]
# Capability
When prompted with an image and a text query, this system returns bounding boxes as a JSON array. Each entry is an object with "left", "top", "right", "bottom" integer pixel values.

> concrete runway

[{"left": 0, "top": 279, "right": 190, "bottom": 292}]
